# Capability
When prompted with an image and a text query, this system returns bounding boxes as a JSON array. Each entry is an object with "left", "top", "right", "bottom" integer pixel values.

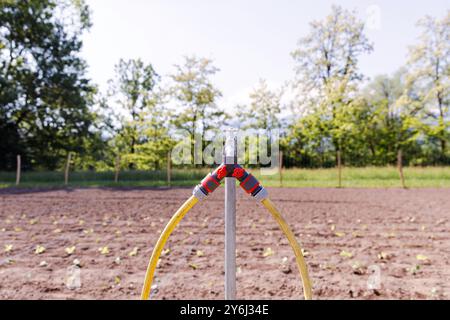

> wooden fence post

[
  {"left": 279, "top": 151, "right": 283, "bottom": 187},
  {"left": 397, "top": 149, "right": 406, "bottom": 189},
  {"left": 337, "top": 150, "right": 342, "bottom": 188},
  {"left": 167, "top": 151, "right": 172, "bottom": 187},
  {"left": 64, "top": 152, "right": 71, "bottom": 186},
  {"left": 16, "top": 155, "right": 21, "bottom": 186},
  {"left": 114, "top": 155, "right": 121, "bottom": 183}
]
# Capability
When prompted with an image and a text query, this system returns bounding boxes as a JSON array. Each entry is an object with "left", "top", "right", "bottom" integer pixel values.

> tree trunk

[
  {"left": 167, "top": 151, "right": 172, "bottom": 188},
  {"left": 397, "top": 149, "right": 406, "bottom": 189},
  {"left": 114, "top": 155, "right": 121, "bottom": 183},
  {"left": 65, "top": 153, "right": 71, "bottom": 186},
  {"left": 436, "top": 62, "right": 446, "bottom": 159},
  {"left": 438, "top": 104, "right": 446, "bottom": 158},
  {"left": 16, "top": 155, "right": 21, "bottom": 186},
  {"left": 337, "top": 150, "right": 342, "bottom": 188},
  {"left": 129, "top": 135, "right": 136, "bottom": 170}
]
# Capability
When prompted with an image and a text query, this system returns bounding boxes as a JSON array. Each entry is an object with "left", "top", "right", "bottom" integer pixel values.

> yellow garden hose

[
  {"left": 140, "top": 166, "right": 313, "bottom": 301},
  {"left": 141, "top": 195, "right": 199, "bottom": 300},
  {"left": 261, "top": 198, "right": 313, "bottom": 300}
]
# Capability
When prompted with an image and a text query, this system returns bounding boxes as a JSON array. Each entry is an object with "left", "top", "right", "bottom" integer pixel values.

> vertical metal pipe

[
  {"left": 225, "top": 177, "right": 236, "bottom": 299},
  {"left": 224, "top": 130, "right": 237, "bottom": 300}
]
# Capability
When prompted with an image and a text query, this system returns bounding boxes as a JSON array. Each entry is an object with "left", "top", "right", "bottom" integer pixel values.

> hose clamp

[
  {"left": 193, "top": 185, "right": 208, "bottom": 201},
  {"left": 252, "top": 187, "right": 268, "bottom": 202}
]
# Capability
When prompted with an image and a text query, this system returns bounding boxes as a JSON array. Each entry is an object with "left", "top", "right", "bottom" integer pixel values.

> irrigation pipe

[
  {"left": 141, "top": 195, "right": 199, "bottom": 300},
  {"left": 261, "top": 198, "right": 313, "bottom": 300},
  {"left": 141, "top": 162, "right": 313, "bottom": 300}
]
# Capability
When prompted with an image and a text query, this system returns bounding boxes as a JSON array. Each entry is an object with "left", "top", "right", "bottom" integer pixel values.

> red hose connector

[
  {"left": 194, "top": 164, "right": 266, "bottom": 199},
  {"left": 216, "top": 165, "right": 228, "bottom": 180},
  {"left": 232, "top": 167, "right": 245, "bottom": 179}
]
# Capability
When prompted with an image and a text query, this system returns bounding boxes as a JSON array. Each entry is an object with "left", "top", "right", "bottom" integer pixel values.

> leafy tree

[
  {"left": 402, "top": 11, "right": 450, "bottom": 161},
  {"left": 106, "top": 58, "right": 175, "bottom": 170},
  {"left": 131, "top": 87, "right": 174, "bottom": 170},
  {"left": 360, "top": 70, "right": 414, "bottom": 164},
  {"left": 235, "top": 79, "right": 283, "bottom": 167},
  {"left": 108, "top": 58, "right": 159, "bottom": 168},
  {"left": 284, "top": 112, "right": 331, "bottom": 167},
  {"left": 0, "top": 0, "right": 96, "bottom": 170},
  {"left": 170, "top": 56, "right": 226, "bottom": 163},
  {"left": 237, "top": 79, "right": 281, "bottom": 131},
  {"left": 290, "top": 5, "right": 373, "bottom": 161}
]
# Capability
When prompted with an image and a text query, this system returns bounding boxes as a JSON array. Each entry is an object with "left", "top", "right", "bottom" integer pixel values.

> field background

[
  {"left": 1, "top": 187, "right": 449, "bottom": 300},
  {"left": 1, "top": 167, "right": 449, "bottom": 189}
]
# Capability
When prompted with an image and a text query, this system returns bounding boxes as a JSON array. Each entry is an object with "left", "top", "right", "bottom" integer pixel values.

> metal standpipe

[
  {"left": 224, "top": 130, "right": 237, "bottom": 300},
  {"left": 141, "top": 128, "right": 313, "bottom": 301}
]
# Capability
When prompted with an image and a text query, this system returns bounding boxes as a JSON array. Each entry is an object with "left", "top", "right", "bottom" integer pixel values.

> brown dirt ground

[{"left": 0, "top": 187, "right": 449, "bottom": 300}]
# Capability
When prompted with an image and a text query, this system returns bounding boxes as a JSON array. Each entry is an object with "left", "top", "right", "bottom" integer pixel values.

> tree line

[{"left": 1, "top": 1, "right": 449, "bottom": 171}]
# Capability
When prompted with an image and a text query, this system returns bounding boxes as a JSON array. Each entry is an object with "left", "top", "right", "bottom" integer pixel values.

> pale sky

[{"left": 81, "top": 0, "right": 449, "bottom": 111}]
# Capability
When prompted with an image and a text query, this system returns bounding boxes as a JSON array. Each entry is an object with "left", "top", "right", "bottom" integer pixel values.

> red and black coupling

[
  {"left": 196, "top": 164, "right": 227, "bottom": 197},
  {"left": 232, "top": 166, "right": 263, "bottom": 197},
  {"left": 193, "top": 164, "right": 266, "bottom": 200},
  {"left": 200, "top": 172, "right": 221, "bottom": 194},
  {"left": 218, "top": 164, "right": 264, "bottom": 197}
]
